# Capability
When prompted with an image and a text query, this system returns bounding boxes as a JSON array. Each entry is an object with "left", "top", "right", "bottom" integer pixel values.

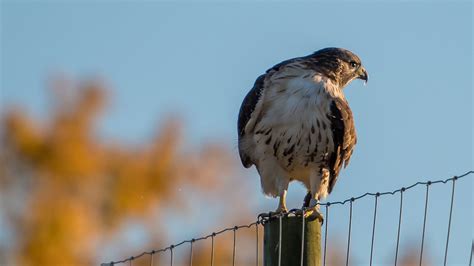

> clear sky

[{"left": 1, "top": 1, "right": 472, "bottom": 264}]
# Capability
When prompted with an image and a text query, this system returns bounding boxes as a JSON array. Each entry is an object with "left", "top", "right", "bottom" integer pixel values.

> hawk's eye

[{"left": 350, "top": 61, "right": 358, "bottom": 68}]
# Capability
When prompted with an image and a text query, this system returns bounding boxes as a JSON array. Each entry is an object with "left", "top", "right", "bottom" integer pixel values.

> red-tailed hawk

[{"left": 238, "top": 48, "right": 367, "bottom": 220}]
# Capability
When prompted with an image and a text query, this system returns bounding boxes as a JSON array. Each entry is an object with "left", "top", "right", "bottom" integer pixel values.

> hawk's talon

[
  {"left": 304, "top": 207, "right": 324, "bottom": 224},
  {"left": 258, "top": 207, "right": 288, "bottom": 220}
]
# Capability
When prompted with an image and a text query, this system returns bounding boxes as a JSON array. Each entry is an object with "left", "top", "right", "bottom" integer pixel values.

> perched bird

[{"left": 238, "top": 48, "right": 367, "bottom": 219}]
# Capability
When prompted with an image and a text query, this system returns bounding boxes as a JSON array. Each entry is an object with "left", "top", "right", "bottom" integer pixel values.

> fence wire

[{"left": 103, "top": 170, "right": 473, "bottom": 266}]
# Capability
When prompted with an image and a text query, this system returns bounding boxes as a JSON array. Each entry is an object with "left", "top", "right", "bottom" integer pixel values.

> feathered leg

[
  {"left": 304, "top": 170, "right": 325, "bottom": 222},
  {"left": 256, "top": 157, "right": 290, "bottom": 214}
]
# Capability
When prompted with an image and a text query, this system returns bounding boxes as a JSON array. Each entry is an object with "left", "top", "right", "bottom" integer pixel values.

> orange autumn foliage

[{"left": 0, "top": 80, "right": 247, "bottom": 265}]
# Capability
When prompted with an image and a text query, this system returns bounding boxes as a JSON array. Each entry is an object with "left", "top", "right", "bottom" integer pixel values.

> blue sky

[{"left": 1, "top": 1, "right": 472, "bottom": 264}]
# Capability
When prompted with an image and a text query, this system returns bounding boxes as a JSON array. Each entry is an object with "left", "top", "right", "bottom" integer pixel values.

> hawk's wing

[
  {"left": 237, "top": 74, "right": 265, "bottom": 167},
  {"left": 327, "top": 98, "right": 357, "bottom": 193},
  {"left": 238, "top": 57, "right": 304, "bottom": 168}
]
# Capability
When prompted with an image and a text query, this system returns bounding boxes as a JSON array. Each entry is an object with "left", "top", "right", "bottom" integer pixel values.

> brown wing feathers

[
  {"left": 327, "top": 98, "right": 357, "bottom": 193},
  {"left": 237, "top": 74, "right": 266, "bottom": 167}
]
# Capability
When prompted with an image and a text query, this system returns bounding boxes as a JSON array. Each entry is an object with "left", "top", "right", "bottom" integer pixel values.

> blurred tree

[{"left": 0, "top": 79, "right": 253, "bottom": 265}]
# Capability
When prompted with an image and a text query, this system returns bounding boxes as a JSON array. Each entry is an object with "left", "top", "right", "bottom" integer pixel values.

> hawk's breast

[{"left": 252, "top": 73, "right": 338, "bottom": 174}]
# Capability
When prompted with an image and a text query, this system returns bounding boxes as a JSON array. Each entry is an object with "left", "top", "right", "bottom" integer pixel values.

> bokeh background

[{"left": 1, "top": 1, "right": 472, "bottom": 265}]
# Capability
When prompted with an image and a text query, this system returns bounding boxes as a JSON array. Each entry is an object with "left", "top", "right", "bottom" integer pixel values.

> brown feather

[{"left": 327, "top": 98, "right": 357, "bottom": 193}]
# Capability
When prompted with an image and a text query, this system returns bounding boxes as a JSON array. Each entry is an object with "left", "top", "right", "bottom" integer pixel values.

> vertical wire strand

[
  {"left": 469, "top": 241, "right": 473, "bottom": 266},
  {"left": 346, "top": 199, "right": 354, "bottom": 266},
  {"left": 190, "top": 241, "right": 194, "bottom": 266},
  {"left": 370, "top": 194, "right": 379, "bottom": 266},
  {"left": 170, "top": 247, "right": 174, "bottom": 266},
  {"left": 211, "top": 234, "right": 215, "bottom": 266},
  {"left": 232, "top": 227, "right": 237, "bottom": 266},
  {"left": 443, "top": 178, "right": 456, "bottom": 266},
  {"left": 394, "top": 188, "right": 405, "bottom": 266},
  {"left": 256, "top": 223, "right": 259, "bottom": 266},
  {"left": 323, "top": 204, "right": 330, "bottom": 266},
  {"left": 419, "top": 183, "right": 431, "bottom": 266},
  {"left": 300, "top": 209, "right": 305, "bottom": 266},
  {"left": 150, "top": 251, "right": 154, "bottom": 266},
  {"left": 129, "top": 258, "right": 132, "bottom": 266},
  {"left": 278, "top": 215, "right": 282, "bottom": 266}
]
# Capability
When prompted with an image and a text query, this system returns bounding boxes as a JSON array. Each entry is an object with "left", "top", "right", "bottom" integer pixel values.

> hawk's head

[{"left": 307, "top": 47, "right": 368, "bottom": 88}]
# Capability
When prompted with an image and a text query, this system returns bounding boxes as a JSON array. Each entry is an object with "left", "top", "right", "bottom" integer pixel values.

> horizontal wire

[{"left": 104, "top": 170, "right": 473, "bottom": 265}]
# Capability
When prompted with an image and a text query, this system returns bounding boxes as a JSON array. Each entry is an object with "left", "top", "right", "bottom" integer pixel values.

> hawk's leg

[
  {"left": 255, "top": 157, "right": 289, "bottom": 216},
  {"left": 304, "top": 199, "right": 323, "bottom": 222},
  {"left": 304, "top": 171, "right": 325, "bottom": 222},
  {"left": 303, "top": 191, "right": 311, "bottom": 208},
  {"left": 275, "top": 189, "right": 288, "bottom": 213}
]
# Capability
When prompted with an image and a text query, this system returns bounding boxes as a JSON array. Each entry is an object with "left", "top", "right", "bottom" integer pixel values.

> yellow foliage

[{"left": 0, "top": 80, "right": 242, "bottom": 265}]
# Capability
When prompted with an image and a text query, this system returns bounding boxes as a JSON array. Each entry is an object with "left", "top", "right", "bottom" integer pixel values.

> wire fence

[{"left": 103, "top": 170, "right": 473, "bottom": 266}]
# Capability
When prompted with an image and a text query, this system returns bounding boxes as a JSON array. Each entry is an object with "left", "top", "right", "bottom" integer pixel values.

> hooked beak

[{"left": 358, "top": 66, "right": 368, "bottom": 84}]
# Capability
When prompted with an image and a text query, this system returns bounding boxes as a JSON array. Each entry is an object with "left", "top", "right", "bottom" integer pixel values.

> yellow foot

[{"left": 303, "top": 207, "right": 324, "bottom": 223}]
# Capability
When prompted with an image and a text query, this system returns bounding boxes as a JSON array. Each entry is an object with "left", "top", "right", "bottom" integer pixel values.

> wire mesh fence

[{"left": 103, "top": 170, "right": 473, "bottom": 266}]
